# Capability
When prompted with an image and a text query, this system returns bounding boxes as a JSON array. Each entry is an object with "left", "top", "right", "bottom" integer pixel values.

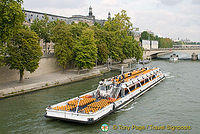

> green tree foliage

[
  {"left": 30, "top": 15, "right": 53, "bottom": 55},
  {"left": 70, "top": 22, "right": 89, "bottom": 40},
  {"left": 104, "top": 10, "right": 142, "bottom": 62},
  {"left": 134, "top": 41, "right": 143, "bottom": 61},
  {"left": 73, "top": 28, "right": 97, "bottom": 74},
  {"left": 5, "top": 27, "right": 42, "bottom": 82},
  {"left": 51, "top": 21, "right": 73, "bottom": 69},
  {"left": 123, "top": 36, "right": 136, "bottom": 58},
  {"left": 140, "top": 31, "right": 155, "bottom": 41},
  {"left": 122, "top": 36, "right": 143, "bottom": 61},
  {"left": 158, "top": 37, "right": 174, "bottom": 48},
  {"left": 140, "top": 31, "right": 174, "bottom": 48},
  {"left": 29, "top": 10, "right": 143, "bottom": 73},
  {"left": 0, "top": 0, "right": 25, "bottom": 65},
  {"left": 92, "top": 26, "right": 109, "bottom": 64}
]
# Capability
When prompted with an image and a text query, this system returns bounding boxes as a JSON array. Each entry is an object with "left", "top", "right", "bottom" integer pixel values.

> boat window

[
  {"left": 99, "top": 86, "right": 106, "bottom": 91},
  {"left": 137, "top": 83, "right": 141, "bottom": 87},
  {"left": 141, "top": 80, "right": 145, "bottom": 85},
  {"left": 130, "top": 85, "right": 135, "bottom": 91},
  {"left": 152, "top": 75, "right": 156, "bottom": 79},
  {"left": 125, "top": 88, "right": 129, "bottom": 95},
  {"left": 119, "top": 90, "right": 122, "bottom": 98},
  {"left": 145, "top": 79, "right": 149, "bottom": 83},
  {"left": 106, "top": 86, "right": 110, "bottom": 90}
]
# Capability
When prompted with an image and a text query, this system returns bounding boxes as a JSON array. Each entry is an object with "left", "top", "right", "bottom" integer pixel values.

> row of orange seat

[
  {"left": 123, "top": 69, "right": 147, "bottom": 82},
  {"left": 52, "top": 105, "right": 76, "bottom": 111},
  {"left": 114, "top": 68, "right": 146, "bottom": 83},
  {"left": 52, "top": 96, "right": 96, "bottom": 111},
  {"left": 67, "top": 98, "right": 96, "bottom": 107},
  {"left": 80, "top": 99, "right": 115, "bottom": 114},
  {"left": 79, "top": 107, "right": 100, "bottom": 114}
]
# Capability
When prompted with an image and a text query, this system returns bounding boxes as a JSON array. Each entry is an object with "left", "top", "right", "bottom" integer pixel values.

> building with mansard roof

[{"left": 23, "top": 6, "right": 107, "bottom": 26}]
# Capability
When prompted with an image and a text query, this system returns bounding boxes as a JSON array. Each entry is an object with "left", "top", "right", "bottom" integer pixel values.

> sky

[{"left": 22, "top": 0, "right": 200, "bottom": 42}]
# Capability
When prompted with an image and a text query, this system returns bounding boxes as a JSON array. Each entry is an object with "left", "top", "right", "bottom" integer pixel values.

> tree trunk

[
  {"left": 78, "top": 68, "right": 80, "bottom": 75},
  {"left": 19, "top": 69, "right": 24, "bottom": 83},
  {"left": 45, "top": 42, "right": 47, "bottom": 55}
]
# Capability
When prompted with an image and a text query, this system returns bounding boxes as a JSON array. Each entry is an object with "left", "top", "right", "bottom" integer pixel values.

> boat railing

[{"left": 48, "top": 101, "right": 114, "bottom": 117}]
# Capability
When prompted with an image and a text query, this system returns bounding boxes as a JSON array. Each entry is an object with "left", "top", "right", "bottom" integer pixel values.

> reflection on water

[{"left": 0, "top": 60, "right": 200, "bottom": 133}]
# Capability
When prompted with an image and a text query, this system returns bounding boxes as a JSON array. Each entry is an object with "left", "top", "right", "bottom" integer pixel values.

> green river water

[{"left": 0, "top": 60, "right": 200, "bottom": 134}]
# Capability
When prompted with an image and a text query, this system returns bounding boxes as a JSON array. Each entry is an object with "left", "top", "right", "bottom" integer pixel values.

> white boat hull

[{"left": 45, "top": 71, "right": 165, "bottom": 124}]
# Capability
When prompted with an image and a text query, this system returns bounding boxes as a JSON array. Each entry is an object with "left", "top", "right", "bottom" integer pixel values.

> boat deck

[
  {"left": 52, "top": 96, "right": 115, "bottom": 114},
  {"left": 51, "top": 68, "right": 158, "bottom": 114}
]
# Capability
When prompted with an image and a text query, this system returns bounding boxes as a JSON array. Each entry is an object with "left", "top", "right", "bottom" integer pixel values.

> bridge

[
  {"left": 143, "top": 48, "right": 200, "bottom": 59},
  {"left": 143, "top": 49, "right": 171, "bottom": 59}
]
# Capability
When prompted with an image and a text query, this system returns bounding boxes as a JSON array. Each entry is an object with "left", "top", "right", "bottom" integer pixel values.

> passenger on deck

[
  {"left": 96, "top": 90, "right": 100, "bottom": 99},
  {"left": 119, "top": 76, "right": 121, "bottom": 81},
  {"left": 122, "top": 74, "right": 125, "bottom": 79}
]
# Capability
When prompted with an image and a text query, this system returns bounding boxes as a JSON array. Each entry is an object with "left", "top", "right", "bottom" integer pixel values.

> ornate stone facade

[{"left": 23, "top": 6, "right": 107, "bottom": 26}]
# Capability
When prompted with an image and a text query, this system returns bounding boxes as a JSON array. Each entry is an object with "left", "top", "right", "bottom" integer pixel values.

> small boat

[
  {"left": 139, "top": 59, "right": 151, "bottom": 64},
  {"left": 45, "top": 67, "right": 165, "bottom": 124},
  {"left": 169, "top": 54, "right": 178, "bottom": 62}
]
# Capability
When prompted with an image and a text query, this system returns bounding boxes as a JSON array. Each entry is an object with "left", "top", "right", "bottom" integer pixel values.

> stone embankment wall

[{"left": 0, "top": 57, "right": 62, "bottom": 84}]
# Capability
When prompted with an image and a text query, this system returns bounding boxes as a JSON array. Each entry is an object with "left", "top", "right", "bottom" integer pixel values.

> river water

[{"left": 0, "top": 60, "right": 200, "bottom": 134}]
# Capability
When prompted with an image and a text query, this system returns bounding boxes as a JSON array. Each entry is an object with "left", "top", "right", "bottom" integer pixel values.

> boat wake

[
  {"left": 167, "top": 76, "right": 175, "bottom": 79},
  {"left": 118, "top": 102, "right": 137, "bottom": 112},
  {"left": 164, "top": 72, "right": 175, "bottom": 79}
]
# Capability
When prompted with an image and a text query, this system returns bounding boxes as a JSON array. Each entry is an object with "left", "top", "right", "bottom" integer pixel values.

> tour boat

[
  {"left": 169, "top": 54, "right": 178, "bottom": 62},
  {"left": 45, "top": 67, "right": 166, "bottom": 124}
]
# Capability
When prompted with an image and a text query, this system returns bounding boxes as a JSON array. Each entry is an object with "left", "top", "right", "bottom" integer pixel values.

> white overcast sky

[{"left": 23, "top": 0, "right": 200, "bottom": 42}]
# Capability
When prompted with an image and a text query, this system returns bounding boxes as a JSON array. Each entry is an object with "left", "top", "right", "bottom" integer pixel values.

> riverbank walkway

[
  {"left": 0, "top": 58, "right": 135, "bottom": 98},
  {"left": 0, "top": 66, "right": 108, "bottom": 98}
]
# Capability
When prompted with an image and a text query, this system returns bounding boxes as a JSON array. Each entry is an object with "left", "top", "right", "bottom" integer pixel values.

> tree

[
  {"left": 92, "top": 26, "right": 109, "bottom": 64},
  {"left": 122, "top": 36, "right": 135, "bottom": 58},
  {"left": 5, "top": 27, "right": 42, "bottom": 82},
  {"left": 51, "top": 21, "right": 73, "bottom": 69},
  {"left": 134, "top": 41, "right": 143, "bottom": 61},
  {"left": 158, "top": 37, "right": 174, "bottom": 48},
  {"left": 73, "top": 28, "right": 97, "bottom": 74},
  {"left": 30, "top": 15, "right": 52, "bottom": 55},
  {"left": 70, "top": 22, "right": 89, "bottom": 40},
  {"left": 104, "top": 10, "right": 142, "bottom": 62},
  {"left": 140, "top": 31, "right": 155, "bottom": 41},
  {"left": 0, "top": 0, "right": 25, "bottom": 66}
]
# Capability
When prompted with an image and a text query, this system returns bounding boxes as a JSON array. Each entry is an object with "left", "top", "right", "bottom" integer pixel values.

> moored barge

[{"left": 45, "top": 67, "right": 165, "bottom": 124}]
